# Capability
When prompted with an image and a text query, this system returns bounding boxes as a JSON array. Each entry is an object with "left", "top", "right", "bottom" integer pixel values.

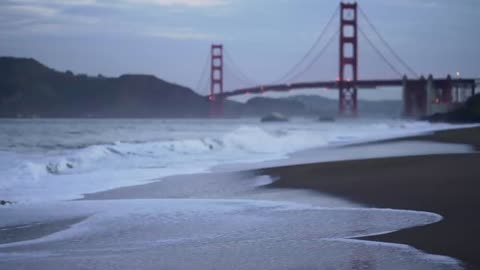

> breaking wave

[
  {"left": 1, "top": 119, "right": 470, "bottom": 202},
  {"left": 42, "top": 125, "right": 329, "bottom": 175}
]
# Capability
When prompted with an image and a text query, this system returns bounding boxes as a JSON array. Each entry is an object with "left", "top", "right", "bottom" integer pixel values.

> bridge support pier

[
  {"left": 338, "top": 83, "right": 357, "bottom": 117},
  {"left": 443, "top": 75, "right": 453, "bottom": 104},
  {"left": 403, "top": 75, "right": 477, "bottom": 118},
  {"left": 425, "top": 75, "right": 455, "bottom": 115},
  {"left": 452, "top": 79, "right": 477, "bottom": 106},
  {"left": 402, "top": 76, "right": 427, "bottom": 118},
  {"left": 209, "top": 96, "right": 224, "bottom": 117}
]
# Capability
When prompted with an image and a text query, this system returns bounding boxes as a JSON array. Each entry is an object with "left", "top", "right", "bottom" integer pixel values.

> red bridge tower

[
  {"left": 339, "top": 2, "right": 358, "bottom": 116},
  {"left": 209, "top": 44, "right": 224, "bottom": 117}
]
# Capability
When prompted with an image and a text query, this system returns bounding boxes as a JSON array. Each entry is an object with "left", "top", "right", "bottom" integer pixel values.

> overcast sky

[{"left": 1, "top": 0, "right": 479, "bottom": 100}]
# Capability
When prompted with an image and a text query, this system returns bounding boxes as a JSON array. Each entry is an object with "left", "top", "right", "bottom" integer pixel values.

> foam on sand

[{"left": 0, "top": 199, "right": 461, "bottom": 270}]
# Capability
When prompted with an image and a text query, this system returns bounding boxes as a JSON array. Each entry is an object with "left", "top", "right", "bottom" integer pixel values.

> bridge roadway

[{"left": 213, "top": 78, "right": 477, "bottom": 99}]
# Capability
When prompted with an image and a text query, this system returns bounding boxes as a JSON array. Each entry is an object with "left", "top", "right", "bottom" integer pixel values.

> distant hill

[
  {"left": 0, "top": 57, "right": 402, "bottom": 118},
  {"left": 0, "top": 57, "right": 210, "bottom": 118}
]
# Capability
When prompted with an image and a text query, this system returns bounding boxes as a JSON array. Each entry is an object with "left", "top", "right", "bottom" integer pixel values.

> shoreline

[
  {"left": 1, "top": 125, "right": 478, "bottom": 269},
  {"left": 262, "top": 126, "right": 480, "bottom": 269},
  {"left": 2, "top": 124, "right": 479, "bottom": 268},
  {"left": 343, "top": 125, "right": 480, "bottom": 150}
]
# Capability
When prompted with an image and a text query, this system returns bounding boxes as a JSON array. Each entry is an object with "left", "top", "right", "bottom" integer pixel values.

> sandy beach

[
  {"left": 1, "top": 125, "right": 479, "bottom": 270},
  {"left": 262, "top": 127, "right": 480, "bottom": 269}
]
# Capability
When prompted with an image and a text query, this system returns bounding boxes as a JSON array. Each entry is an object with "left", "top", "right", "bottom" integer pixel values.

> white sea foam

[
  {"left": 0, "top": 119, "right": 476, "bottom": 202},
  {"left": 0, "top": 200, "right": 461, "bottom": 270}
]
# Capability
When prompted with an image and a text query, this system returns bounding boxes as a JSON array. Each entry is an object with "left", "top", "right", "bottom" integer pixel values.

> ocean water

[
  {"left": 0, "top": 118, "right": 473, "bottom": 203},
  {"left": 0, "top": 117, "right": 474, "bottom": 269}
]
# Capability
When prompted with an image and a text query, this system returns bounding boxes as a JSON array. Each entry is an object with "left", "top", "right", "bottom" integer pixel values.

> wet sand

[
  {"left": 263, "top": 127, "right": 480, "bottom": 269},
  {"left": 0, "top": 217, "right": 87, "bottom": 244}
]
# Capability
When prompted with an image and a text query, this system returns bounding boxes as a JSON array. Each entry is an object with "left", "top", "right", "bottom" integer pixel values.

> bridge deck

[{"left": 215, "top": 78, "right": 477, "bottom": 98}]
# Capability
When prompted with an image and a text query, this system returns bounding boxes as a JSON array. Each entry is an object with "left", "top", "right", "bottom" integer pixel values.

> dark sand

[
  {"left": 263, "top": 127, "right": 480, "bottom": 269},
  {"left": 349, "top": 126, "right": 480, "bottom": 150}
]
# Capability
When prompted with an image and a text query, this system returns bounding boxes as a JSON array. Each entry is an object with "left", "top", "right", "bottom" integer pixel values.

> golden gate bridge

[{"left": 194, "top": 2, "right": 478, "bottom": 117}]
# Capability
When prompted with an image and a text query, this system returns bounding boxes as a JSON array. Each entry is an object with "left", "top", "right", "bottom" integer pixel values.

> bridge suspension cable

[
  {"left": 287, "top": 29, "right": 339, "bottom": 83},
  {"left": 359, "top": 7, "right": 419, "bottom": 78},
  {"left": 195, "top": 53, "right": 210, "bottom": 94},
  {"left": 223, "top": 65, "right": 254, "bottom": 90},
  {"left": 359, "top": 28, "right": 403, "bottom": 78},
  {"left": 223, "top": 48, "right": 258, "bottom": 87},
  {"left": 271, "top": 5, "right": 340, "bottom": 84}
]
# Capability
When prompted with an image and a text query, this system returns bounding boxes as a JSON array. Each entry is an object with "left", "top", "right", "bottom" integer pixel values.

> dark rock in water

[
  {"left": 261, "top": 112, "right": 288, "bottom": 122},
  {"left": 246, "top": 97, "right": 305, "bottom": 116},
  {"left": 424, "top": 94, "right": 480, "bottom": 123},
  {"left": 318, "top": 116, "right": 335, "bottom": 122},
  {"left": 0, "top": 200, "right": 13, "bottom": 206}
]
